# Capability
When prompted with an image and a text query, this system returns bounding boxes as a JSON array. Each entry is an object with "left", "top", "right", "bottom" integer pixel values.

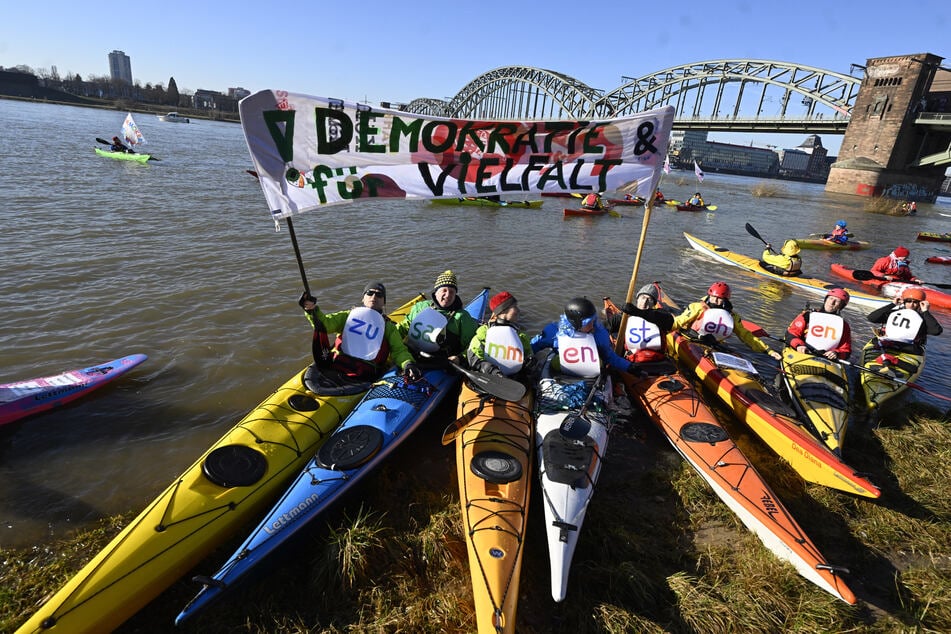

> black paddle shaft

[{"left": 744, "top": 223, "right": 774, "bottom": 253}]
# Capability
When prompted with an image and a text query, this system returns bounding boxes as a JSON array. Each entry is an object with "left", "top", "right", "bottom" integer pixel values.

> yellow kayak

[
  {"left": 15, "top": 295, "right": 422, "bottom": 634},
  {"left": 779, "top": 347, "right": 851, "bottom": 456},
  {"left": 859, "top": 338, "right": 925, "bottom": 412},
  {"left": 454, "top": 380, "right": 534, "bottom": 634}
]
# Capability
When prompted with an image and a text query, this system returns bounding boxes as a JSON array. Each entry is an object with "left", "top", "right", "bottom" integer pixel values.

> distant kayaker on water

[
  {"left": 687, "top": 192, "right": 704, "bottom": 206},
  {"left": 110, "top": 136, "right": 133, "bottom": 153},
  {"left": 760, "top": 239, "right": 803, "bottom": 277},
  {"left": 673, "top": 282, "right": 783, "bottom": 361},
  {"left": 531, "top": 297, "right": 638, "bottom": 376},
  {"left": 397, "top": 270, "right": 479, "bottom": 366},
  {"left": 866, "top": 287, "right": 942, "bottom": 354},
  {"left": 299, "top": 282, "right": 420, "bottom": 381},
  {"left": 580, "top": 193, "right": 604, "bottom": 211},
  {"left": 825, "top": 220, "right": 849, "bottom": 244},
  {"left": 785, "top": 287, "right": 853, "bottom": 361},
  {"left": 870, "top": 246, "right": 922, "bottom": 283},
  {"left": 467, "top": 291, "right": 534, "bottom": 385}
]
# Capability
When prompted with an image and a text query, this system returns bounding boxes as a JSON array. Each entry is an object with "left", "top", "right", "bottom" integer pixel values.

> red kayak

[
  {"left": 926, "top": 256, "right": 951, "bottom": 264},
  {"left": 563, "top": 207, "right": 608, "bottom": 217},
  {"left": 607, "top": 197, "right": 644, "bottom": 206},
  {"left": 541, "top": 192, "right": 577, "bottom": 198},
  {"left": 675, "top": 203, "right": 707, "bottom": 212},
  {"left": 829, "top": 263, "right": 951, "bottom": 309}
]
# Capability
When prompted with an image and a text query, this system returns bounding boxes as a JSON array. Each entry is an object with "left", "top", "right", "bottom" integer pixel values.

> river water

[{"left": 1, "top": 98, "right": 950, "bottom": 549}]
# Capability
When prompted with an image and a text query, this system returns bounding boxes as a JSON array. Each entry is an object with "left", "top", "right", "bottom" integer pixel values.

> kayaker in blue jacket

[
  {"left": 299, "top": 281, "right": 420, "bottom": 381},
  {"left": 531, "top": 297, "right": 637, "bottom": 377},
  {"left": 396, "top": 270, "right": 479, "bottom": 366}
]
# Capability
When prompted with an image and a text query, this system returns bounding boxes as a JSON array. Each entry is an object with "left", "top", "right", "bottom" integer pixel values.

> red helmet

[
  {"left": 901, "top": 287, "right": 926, "bottom": 302},
  {"left": 707, "top": 282, "right": 731, "bottom": 299},
  {"left": 826, "top": 287, "right": 850, "bottom": 306}
]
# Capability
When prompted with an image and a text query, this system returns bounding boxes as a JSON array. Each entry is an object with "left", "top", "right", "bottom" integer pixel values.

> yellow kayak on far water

[{"left": 14, "top": 295, "right": 423, "bottom": 634}]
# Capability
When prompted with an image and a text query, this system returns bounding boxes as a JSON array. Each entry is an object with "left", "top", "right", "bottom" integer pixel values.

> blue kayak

[{"left": 175, "top": 288, "right": 489, "bottom": 623}]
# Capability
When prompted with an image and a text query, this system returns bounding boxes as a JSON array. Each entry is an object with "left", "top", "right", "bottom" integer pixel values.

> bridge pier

[{"left": 826, "top": 53, "right": 951, "bottom": 203}]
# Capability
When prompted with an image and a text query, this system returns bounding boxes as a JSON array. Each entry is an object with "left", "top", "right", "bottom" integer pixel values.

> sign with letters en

[{"left": 239, "top": 90, "right": 674, "bottom": 220}]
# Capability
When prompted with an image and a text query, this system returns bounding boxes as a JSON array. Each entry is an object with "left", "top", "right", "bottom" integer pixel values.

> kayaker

[
  {"left": 673, "top": 282, "right": 783, "bottom": 361},
  {"left": 866, "top": 287, "right": 942, "bottom": 354},
  {"left": 397, "top": 270, "right": 479, "bottom": 366},
  {"left": 687, "top": 192, "right": 704, "bottom": 207},
  {"left": 785, "top": 287, "right": 853, "bottom": 361},
  {"left": 611, "top": 283, "right": 678, "bottom": 371},
  {"left": 298, "top": 282, "right": 421, "bottom": 381},
  {"left": 760, "top": 239, "right": 803, "bottom": 277},
  {"left": 531, "top": 297, "right": 637, "bottom": 376},
  {"left": 110, "top": 135, "right": 132, "bottom": 153},
  {"left": 654, "top": 190, "right": 665, "bottom": 203},
  {"left": 580, "top": 193, "right": 604, "bottom": 211},
  {"left": 467, "top": 291, "right": 535, "bottom": 383},
  {"left": 826, "top": 220, "right": 849, "bottom": 244},
  {"left": 870, "top": 246, "right": 922, "bottom": 283}
]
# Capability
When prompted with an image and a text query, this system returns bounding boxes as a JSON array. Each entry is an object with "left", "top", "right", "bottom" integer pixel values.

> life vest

[
  {"left": 881, "top": 308, "right": 924, "bottom": 345},
  {"left": 405, "top": 307, "right": 448, "bottom": 353},
  {"left": 556, "top": 332, "right": 601, "bottom": 378},
  {"left": 483, "top": 324, "right": 526, "bottom": 376},
  {"left": 581, "top": 194, "right": 601, "bottom": 210},
  {"left": 689, "top": 307, "right": 735, "bottom": 342},
  {"left": 332, "top": 307, "right": 389, "bottom": 378},
  {"left": 803, "top": 312, "right": 845, "bottom": 351}
]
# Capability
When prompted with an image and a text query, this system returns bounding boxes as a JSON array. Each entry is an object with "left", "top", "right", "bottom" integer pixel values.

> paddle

[
  {"left": 448, "top": 359, "right": 526, "bottom": 402},
  {"left": 851, "top": 269, "right": 951, "bottom": 290},
  {"left": 745, "top": 222, "right": 775, "bottom": 253},
  {"left": 745, "top": 321, "right": 951, "bottom": 403},
  {"left": 559, "top": 374, "right": 606, "bottom": 439}
]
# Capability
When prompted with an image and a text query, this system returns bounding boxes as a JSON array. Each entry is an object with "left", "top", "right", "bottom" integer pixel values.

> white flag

[
  {"left": 663, "top": 154, "right": 670, "bottom": 175},
  {"left": 694, "top": 160, "right": 704, "bottom": 183}
]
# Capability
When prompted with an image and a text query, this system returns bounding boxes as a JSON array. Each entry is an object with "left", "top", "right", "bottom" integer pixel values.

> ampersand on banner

[{"left": 633, "top": 122, "right": 657, "bottom": 155}]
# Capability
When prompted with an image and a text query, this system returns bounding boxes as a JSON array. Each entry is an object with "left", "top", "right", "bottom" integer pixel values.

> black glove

[
  {"left": 621, "top": 302, "right": 637, "bottom": 315},
  {"left": 298, "top": 291, "right": 316, "bottom": 308},
  {"left": 403, "top": 363, "right": 422, "bottom": 381},
  {"left": 486, "top": 365, "right": 503, "bottom": 376},
  {"left": 699, "top": 334, "right": 718, "bottom": 346}
]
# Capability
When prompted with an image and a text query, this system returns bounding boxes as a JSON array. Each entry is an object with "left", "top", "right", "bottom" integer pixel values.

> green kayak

[{"left": 94, "top": 147, "right": 151, "bottom": 163}]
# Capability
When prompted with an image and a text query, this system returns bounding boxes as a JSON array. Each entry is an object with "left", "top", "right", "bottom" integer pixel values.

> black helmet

[{"left": 564, "top": 297, "right": 596, "bottom": 329}]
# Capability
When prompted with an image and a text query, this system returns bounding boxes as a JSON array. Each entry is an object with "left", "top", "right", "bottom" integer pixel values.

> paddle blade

[
  {"left": 706, "top": 205, "right": 718, "bottom": 211},
  {"left": 449, "top": 361, "right": 526, "bottom": 402},
  {"left": 850, "top": 270, "right": 879, "bottom": 281},
  {"left": 441, "top": 410, "right": 479, "bottom": 445}
]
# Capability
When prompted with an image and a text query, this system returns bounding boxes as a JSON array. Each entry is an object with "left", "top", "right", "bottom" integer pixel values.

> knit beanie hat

[
  {"left": 893, "top": 246, "right": 910, "bottom": 258},
  {"left": 433, "top": 270, "right": 458, "bottom": 292},
  {"left": 636, "top": 283, "right": 659, "bottom": 304},
  {"left": 490, "top": 291, "right": 517, "bottom": 316},
  {"left": 363, "top": 281, "right": 386, "bottom": 300}
]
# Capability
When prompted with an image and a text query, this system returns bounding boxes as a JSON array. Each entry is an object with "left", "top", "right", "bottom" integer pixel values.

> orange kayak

[
  {"left": 453, "top": 381, "right": 534, "bottom": 634},
  {"left": 604, "top": 299, "right": 857, "bottom": 603}
]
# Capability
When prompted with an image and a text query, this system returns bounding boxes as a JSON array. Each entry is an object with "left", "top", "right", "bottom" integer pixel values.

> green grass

[{"left": 3, "top": 401, "right": 950, "bottom": 633}]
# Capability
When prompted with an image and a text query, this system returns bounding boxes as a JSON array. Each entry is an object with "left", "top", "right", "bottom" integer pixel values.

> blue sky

[{"left": 3, "top": 0, "right": 948, "bottom": 154}]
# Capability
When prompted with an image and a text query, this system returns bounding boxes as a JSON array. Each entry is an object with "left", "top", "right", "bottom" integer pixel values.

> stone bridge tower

[{"left": 826, "top": 53, "right": 949, "bottom": 202}]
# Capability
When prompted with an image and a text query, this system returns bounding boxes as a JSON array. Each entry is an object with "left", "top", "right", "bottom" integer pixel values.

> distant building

[
  {"left": 778, "top": 135, "right": 830, "bottom": 180},
  {"left": 108, "top": 50, "right": 132, "bottom": 84},
  {"left": 228, "top": 87, "right": 250, "bottom": 100}
]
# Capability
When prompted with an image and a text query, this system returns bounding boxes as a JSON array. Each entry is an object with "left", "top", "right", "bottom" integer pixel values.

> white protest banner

[{"left": 239, "top": 90, "right": 674, "bottom": 220}]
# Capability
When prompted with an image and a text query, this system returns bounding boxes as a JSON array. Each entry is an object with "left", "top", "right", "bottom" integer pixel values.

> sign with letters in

[{"left": 240, "top": 90, "right": 674, "bottom": 220}]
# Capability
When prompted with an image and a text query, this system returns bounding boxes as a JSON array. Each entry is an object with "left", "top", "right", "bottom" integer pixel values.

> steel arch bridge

[{"left": 403, "top": 60, "right": 861, "bottom": 134}]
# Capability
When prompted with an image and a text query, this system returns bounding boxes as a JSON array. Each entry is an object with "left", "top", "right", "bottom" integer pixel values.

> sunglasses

[{"left": 364, "top": 290, "right": 384, "bottom": 298}]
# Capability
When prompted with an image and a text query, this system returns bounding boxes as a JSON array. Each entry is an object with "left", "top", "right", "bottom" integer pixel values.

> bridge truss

[{"left": 403, "top": 60, "right": 862, "bottom": 134}]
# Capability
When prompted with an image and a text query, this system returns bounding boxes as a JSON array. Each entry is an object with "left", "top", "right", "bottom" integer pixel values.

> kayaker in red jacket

[
  {"left": 870, "top": 246, "right": 922, "bottom": 283},
  {"left": 785, "top": 287, "right": 852, "bottom": 361},
  {"left": 580, "top": 193, "right": 604, "bottom": 211}
]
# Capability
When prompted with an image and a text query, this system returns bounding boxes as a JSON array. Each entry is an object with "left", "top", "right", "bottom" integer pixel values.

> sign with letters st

[{"left": 239, "top": 89, "right": 674, "bottom": 220}]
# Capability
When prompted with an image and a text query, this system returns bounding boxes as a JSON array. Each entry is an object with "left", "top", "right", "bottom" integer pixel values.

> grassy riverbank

[{"left": 3, "top": 398, "right": 949, "bottom": 633}]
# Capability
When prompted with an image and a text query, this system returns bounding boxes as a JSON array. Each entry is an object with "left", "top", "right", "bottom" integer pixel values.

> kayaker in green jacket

[
  {"left": 674, "top": 281, "right": 783, "bottom": 361},
  {"left": 397, "top": 270, "right": 480, "bottom": 366},
  {"left": 299, "top": 281, "right": 420, "bottom": 381},
  {"left": 468, "top": 291, "right": 535, "bottom": 384}
]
